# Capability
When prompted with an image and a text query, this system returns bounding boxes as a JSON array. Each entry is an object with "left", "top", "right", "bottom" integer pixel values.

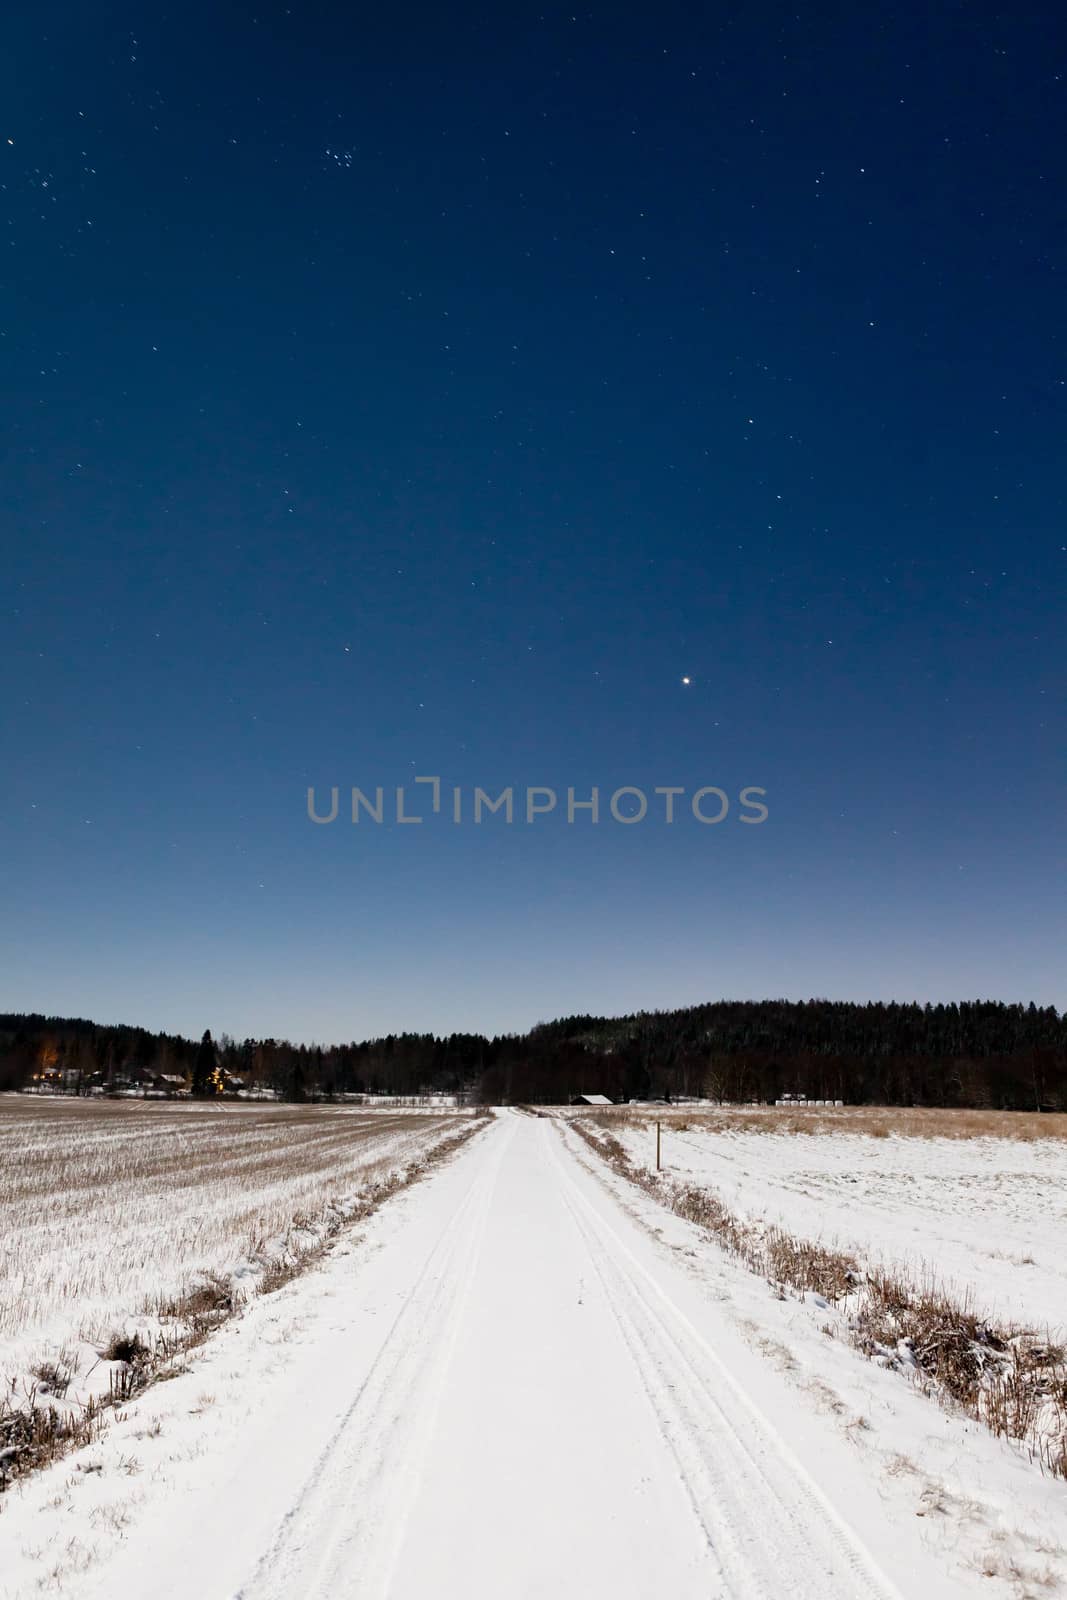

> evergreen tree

[{"left": 192, "top": 1029, "right": 216, "bottom": 1098}]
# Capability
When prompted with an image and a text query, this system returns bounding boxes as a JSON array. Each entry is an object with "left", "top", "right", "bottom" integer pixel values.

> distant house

[
  {"left": 156, "top": 1073, "right": 188, "bottom": 1095},
  {"left": 97, "top": 1067, "right": 189, "bottom": 1096},
  {"left": 572, "top": 1093, "right": 613, "bottom": 1106}
]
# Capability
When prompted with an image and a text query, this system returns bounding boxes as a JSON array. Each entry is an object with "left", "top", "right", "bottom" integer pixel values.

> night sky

[{"left": 3, "top": 3, "right": 1064, "bottom": 1042}]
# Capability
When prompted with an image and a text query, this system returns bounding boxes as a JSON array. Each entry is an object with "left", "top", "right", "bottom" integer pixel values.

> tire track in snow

[
  {"left": 548, "top": 1122, "right": 908, "bottom": 1600},
  {"left": 233, "top": 1118, "right": 513, "bottom": 1600}
]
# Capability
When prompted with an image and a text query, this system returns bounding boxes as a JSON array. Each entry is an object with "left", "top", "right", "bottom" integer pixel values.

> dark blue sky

[{"left": 3, "top": 2, "right": 1063, "bottom": 1041}]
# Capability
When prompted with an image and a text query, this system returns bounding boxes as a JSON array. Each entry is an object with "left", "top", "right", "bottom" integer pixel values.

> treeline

[{"left": 1, "top": 999, "right": 1064, "bottom": 1109}]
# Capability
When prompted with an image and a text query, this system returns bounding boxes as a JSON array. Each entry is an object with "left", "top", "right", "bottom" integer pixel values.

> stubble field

[{"left": 0, "top": 1095, "right": 471, "bottom": 1419}]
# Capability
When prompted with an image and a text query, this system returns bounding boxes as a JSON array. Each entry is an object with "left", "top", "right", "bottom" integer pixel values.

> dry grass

[
  {"left": 573, "top": 1119, "right": 1067, "bottom": 1480},
  {"left": 585, "top": 1104, "right": 1067, "bottom": 1141},
  {"left": 857, "top": 1269, "right": 1067, "bottom": 1478}
]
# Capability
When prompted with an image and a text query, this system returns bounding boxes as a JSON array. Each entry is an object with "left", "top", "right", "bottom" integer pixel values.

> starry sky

[{"left": 3, "top": 3, "right": 1064, "bottom": 1043}]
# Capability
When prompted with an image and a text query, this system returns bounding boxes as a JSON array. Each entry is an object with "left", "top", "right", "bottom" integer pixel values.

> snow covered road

[
  {"left": 2, "top": 1111, "right": 1041, "bottom": 1598},
  {"left": 245, "top": 1112, "right": 911, "bottom": 1600}
]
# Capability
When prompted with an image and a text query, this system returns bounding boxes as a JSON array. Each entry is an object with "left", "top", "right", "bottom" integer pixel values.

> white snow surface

[
  {"left": 1, "top": 1111, "right": 1064, "bottom": 1599},
  {"left": 612, "top": 1119, "right": 1067, "bottom": 1332}
]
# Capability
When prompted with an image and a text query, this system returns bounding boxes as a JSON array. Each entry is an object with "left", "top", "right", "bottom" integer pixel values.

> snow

[
  {"left": 1, "top": 1112, "right": 1064, "bottom": 1598},
  {"left": 0, "top": 1098, "right": 470, "bottom": 1425},
  {"left": 610, "top": 1118, "right": 1067, "bottom": 1332}
]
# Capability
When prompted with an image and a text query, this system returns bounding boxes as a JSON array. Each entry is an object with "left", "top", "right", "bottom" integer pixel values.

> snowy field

[
  {"left": 596, "top": 1106, "right": 1067, "bottom": 1333},
  {"left": 0, "top": 1095, "right": 469, "bottom": 1415},
  {"left": 2, "top": 1110, "right": 1065, "bottom": 1600}
]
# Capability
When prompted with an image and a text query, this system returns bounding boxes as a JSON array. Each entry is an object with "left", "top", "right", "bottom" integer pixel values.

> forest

[{"left": 1, "top": 999, "right": 1064, "bottom": 1110}]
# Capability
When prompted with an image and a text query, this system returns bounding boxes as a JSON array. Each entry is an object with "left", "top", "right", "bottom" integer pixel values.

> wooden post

[{"left": 656, "top": 1119, "right": 661, "bottom": 1171}]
